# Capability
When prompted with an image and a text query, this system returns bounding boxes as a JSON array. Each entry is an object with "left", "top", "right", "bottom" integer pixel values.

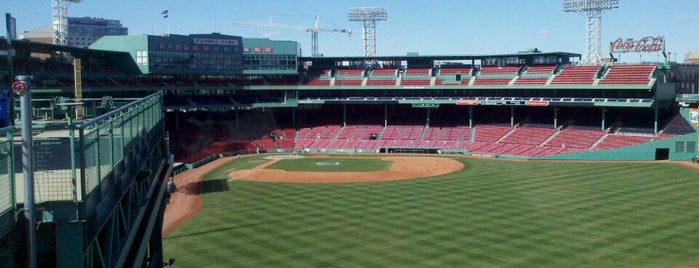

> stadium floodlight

[
  {"left": 348, "top": 7, "right": 388, "bottom": 57},
  {"left": 52, "top": 0, "right": 81, "bottom": 46},
  {"left": 563, "top": 0, "right": 619, "bottom": 65}
]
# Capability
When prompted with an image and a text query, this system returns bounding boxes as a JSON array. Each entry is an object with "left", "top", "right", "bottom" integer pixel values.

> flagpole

[{"left": 162, "top": 9, "right": 169, "bottom": 36}]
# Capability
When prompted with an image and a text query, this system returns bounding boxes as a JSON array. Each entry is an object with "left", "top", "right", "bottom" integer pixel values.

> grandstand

[
  {"left": 2, "top": 36, "right": 698, "bottom": 162},
  {"left": 2, "top": 28, "right": 699, "bottom": 266}
]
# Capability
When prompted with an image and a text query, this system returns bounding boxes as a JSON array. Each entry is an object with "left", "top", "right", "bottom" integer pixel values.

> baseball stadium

[{"left": 2, "top": 2, "right": 699, "bottom": 268}]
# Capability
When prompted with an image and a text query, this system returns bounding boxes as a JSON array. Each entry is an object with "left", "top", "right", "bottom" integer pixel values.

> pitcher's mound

[{"left": 229, "top": 156, "right": 464, "bottom": 183}]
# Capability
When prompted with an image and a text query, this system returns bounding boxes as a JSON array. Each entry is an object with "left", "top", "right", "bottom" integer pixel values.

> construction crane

[
  {"left": 52, "top": 0, "right": 81, "bottom": 46},
  {"left": 232, "top": 15, "right": 352, "bottom": 55}
]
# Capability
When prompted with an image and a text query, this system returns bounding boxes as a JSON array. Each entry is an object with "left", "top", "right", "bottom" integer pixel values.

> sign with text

[
  {"left": 455, "top": 100, "right": 478, "bottom": 106},
  {"left": 526, "top": 100, "right": 549, "bottom": 106},
  {"left": 193, "top": 38, "right": 239, "bottom": 46},
  {"left": 610, "top": 36, "right": 664, "bottom": 54}
]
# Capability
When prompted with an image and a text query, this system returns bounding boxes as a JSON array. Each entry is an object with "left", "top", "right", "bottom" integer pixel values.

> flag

[{"left": 162, "top": 10, "right": 168, "bottom": 18}]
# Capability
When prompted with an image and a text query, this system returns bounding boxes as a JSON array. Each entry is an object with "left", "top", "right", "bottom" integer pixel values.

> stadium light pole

[
  {"left": 563, "top": 0, "right": 618, "bottom": 65},
  {"left": 348, "top": 7, "right": 387, "bottom": 58}
]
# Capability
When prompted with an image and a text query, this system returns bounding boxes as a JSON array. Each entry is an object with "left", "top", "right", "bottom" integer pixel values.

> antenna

[
  {"left": 52, "top": 0, "right": 81, "bottom": 46},
  {"left": 563, "top": 0, "right": 618, "bottom": 65},
  {"left": 348, "top": 7, "right": 387, "bottom": 57}
]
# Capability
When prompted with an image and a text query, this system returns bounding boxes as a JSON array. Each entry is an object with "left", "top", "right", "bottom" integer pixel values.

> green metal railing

[
  {"left": 0, "top": 126, "right": 14, "bottom": 214},
  {"left": 79, "top": 91, "right": 162, "bottom": 200},
  {"left": 30, "top": 92, "right": 163, "bottom": 202}
]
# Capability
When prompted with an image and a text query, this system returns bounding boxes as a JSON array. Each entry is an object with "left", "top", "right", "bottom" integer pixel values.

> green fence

[
  {"left": 0, "top": 127, "right": 14, "bottom": 215},
  {"left": 29, "top": 92, "right": 163, "bottom": 202}
]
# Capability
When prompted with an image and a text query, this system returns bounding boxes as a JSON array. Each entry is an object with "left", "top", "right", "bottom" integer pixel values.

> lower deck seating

[{"left": 181, "top": 121, "right": 665, "bottom": 159}]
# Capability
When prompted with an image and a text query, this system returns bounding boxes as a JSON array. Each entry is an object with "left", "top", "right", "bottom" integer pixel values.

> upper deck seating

[
  {"left": 337, "top": 69, "right": 365, "bottom": 76},
  {"left": 523, "top": 65, "right": 556, "bottom": 74},
  {"left": 365, "top": 79, "right": 397, "bottom": 86},
  {"left": 399, "top": 78, "right": 432, "bottom": 86},
  {"left": 513, "top": 77, "right": 549, "bottom": 85},
  {"left": 303, "top": 68, "right": 332, "bottom": 86},
  {"left": 472, "top": 77, "right": 513, "bottom": 85},
  {"left": 303, "top": 79, "right": 331, "bottom": 86},
  {"left": 267, "top": 77, "right": 298, "bottom": 86},
  {"left": 550, "top": 65, "right": 601, "bottom": 85},
  {"left": 307, "top": 68, "right": 332, "bottom": 77},
  {"left": 404, "top": 68, "right": 432, "bottom": 76},
  {"left": 598, "top": 64, "right": 655, "bottom": 85},
  {"left": 334, "top": 79, "right": 363, "bottom": 86},
  {"left": 438, "top": 67, "right": 472, "bottom": 75},
  {"left": 335, "top": 68, "right": 365, "bottom": 86},
  {"left": 478, "top": 65, "right": 521, "bottom": 75},
  {"left": 371, "top": 69, "right": 397, "bottom": 76}
]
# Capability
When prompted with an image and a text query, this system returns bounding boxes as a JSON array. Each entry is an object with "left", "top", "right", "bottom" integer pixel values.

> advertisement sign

[
  {"left": 690, "top": 108, "right": 698, "bottom": 127},
  {"left": 455, "top": 100, "right": 478, "bottom": 106},
  {"left": 610, "top": 36, "right": 664, "bottom": 54},
  {"left": 526, "top": 100, "right": 549, "bottom": 106}
]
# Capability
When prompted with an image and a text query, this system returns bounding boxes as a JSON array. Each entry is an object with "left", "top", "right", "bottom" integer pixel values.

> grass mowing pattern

[
  {"left": 265, "top": 158, "right": 392, "bottom": 172},
  {"left": 164, "top": 157, "right": 699, "bottom": 267}
]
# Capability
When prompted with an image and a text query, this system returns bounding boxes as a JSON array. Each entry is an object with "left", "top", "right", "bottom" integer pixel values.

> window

[
  {"left": 676, "top": 141, "right": 685, "bottom": 153},
  {"left": 688, "top": 141, "right": 696, "bottom": 154},
  {"left": 136, "top": 50, "right": 148, "bottom": 66}
]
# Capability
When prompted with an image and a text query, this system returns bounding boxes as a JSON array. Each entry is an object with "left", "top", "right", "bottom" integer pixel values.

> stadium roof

[
  {"left": 0, "top": 38, "right": 130, "bottom": 59},
  {"left": 299, "top": 50, "right": 581, "bottom": 62}
]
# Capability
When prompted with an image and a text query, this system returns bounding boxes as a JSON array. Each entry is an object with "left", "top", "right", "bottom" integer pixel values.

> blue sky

[{"left": 3, "top": 0, "right": 698, "bottom": 62}]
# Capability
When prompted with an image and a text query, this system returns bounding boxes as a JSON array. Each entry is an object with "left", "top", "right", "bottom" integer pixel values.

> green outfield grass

[
  {"left": 265, "top": 157, "right": 392, "bottom": 172},
  {"left": 164, "top": 155, "right": 699, "bottom": 267}
]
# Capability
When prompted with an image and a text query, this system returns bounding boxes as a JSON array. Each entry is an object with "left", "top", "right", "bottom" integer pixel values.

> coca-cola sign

[{"left": 610, "top": 36, "right": 664, "bottom": 54}]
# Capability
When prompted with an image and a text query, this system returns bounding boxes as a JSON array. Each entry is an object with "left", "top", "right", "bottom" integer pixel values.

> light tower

[
  {"left": 563, "top": 0, "right": 618, "bottom": 65},
  {"left": 52, "top": 0, "right": 81, "bottom": 46},
  {"left": 348, "top": 7, "right": 387, "bottom": 57}
]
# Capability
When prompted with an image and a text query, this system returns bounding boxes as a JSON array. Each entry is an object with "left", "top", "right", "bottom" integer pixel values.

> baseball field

[{"left": 163, "top": 154, "right": 699, "bottom": 267}]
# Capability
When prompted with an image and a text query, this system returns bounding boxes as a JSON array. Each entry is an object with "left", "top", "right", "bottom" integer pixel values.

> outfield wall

[{"left": 536, "top": 133, "right": 697, "bottom": 161}]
